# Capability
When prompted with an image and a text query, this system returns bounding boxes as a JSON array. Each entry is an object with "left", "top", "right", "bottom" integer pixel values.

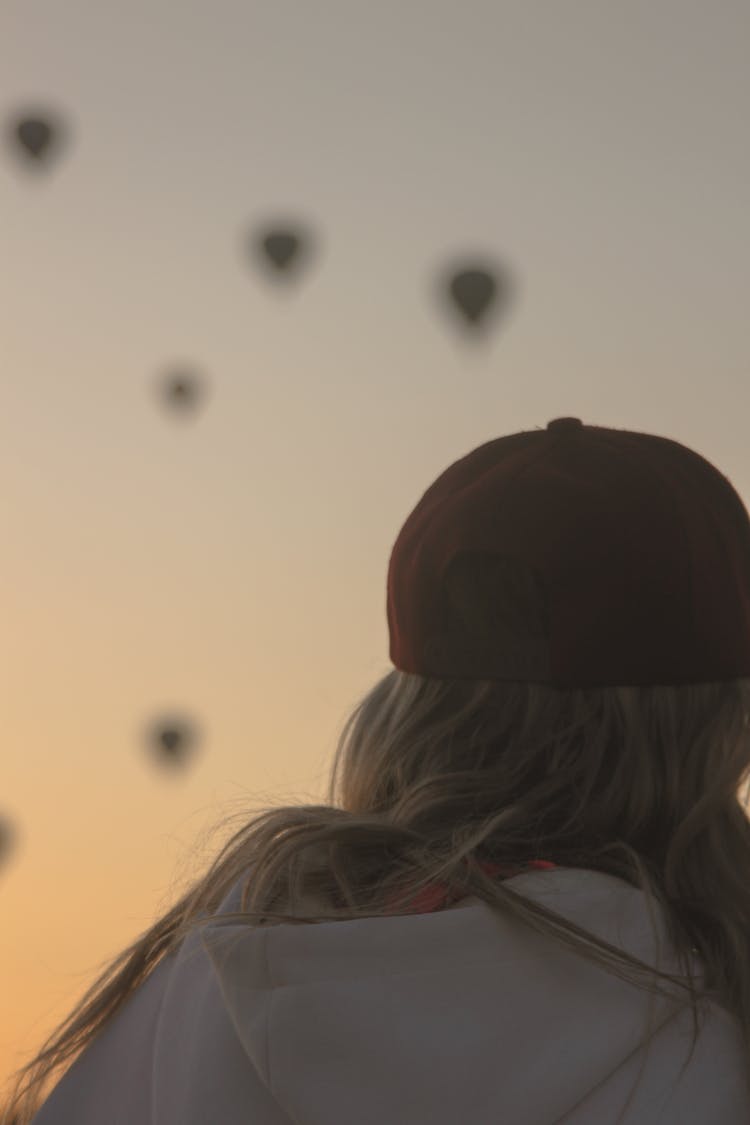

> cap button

[{"left": 547, "top": 417, "right": 583, "bottom": 433}]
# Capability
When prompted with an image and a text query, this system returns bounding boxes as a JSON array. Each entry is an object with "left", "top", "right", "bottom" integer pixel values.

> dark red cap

[{"left": 387, "top": 418, "right": 750, "bottom": 687}]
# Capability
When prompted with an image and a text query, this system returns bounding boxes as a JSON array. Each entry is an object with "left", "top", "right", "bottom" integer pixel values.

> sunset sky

[{"left": 2, "top": 0, "right": 750, "bottom": 1098}]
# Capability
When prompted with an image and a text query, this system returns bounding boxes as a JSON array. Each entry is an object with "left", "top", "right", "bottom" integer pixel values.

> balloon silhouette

[
  {"left": 144, "top": 714, "right": 201, "bottom": 773},
  {"left": 248, "top": 222, "right": 314, "bottom": 281},
  {"left": 7, "top": 110, "right": 66, "bottom": 168},
  {"left": 0, "top": 813, "right": 18, "bottom": 872},
  {"left": 154, "top": 367, "right": 209, "bottom": 418},
  {"left": 438, "top": 260, "right": 514, "bottom": 337}
]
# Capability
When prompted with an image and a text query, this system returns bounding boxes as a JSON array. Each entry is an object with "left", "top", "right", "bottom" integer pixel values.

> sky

[{"left": 2, "top": 0, "right": 750, "bottom": 1099}]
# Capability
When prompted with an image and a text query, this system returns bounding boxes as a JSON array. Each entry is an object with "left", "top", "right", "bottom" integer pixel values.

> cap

[{"left": 387, "top": 418, "right": 750, "bottom": 687}]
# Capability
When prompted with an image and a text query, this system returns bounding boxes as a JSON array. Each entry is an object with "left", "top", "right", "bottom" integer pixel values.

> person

[{"left": 7, "top": 417, "right": 750, "bottom": 1124}]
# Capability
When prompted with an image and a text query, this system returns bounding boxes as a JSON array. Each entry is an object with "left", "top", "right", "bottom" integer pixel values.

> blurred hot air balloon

[
  {"left": 247, "top": 221, "right": 315, "bottom": 282},
  {"left": 6, "top": 108, "right": 67, "bottom": 169},
  {"left": 0, "top": 813, "right": 18, "bottom": 873},
  {"left": 153, "top": 366, "right": 210, "bottom": 418},
  {"left": 143, "top": 713, "right": 201, "bottom": 774},
  {"left": 438, "top": 259, "right": 514, "bottom": 338}
]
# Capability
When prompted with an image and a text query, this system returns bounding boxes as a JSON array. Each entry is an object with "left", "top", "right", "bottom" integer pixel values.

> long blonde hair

[{"left": 5, "top": 666, "right": 750, "bottom": 1121}]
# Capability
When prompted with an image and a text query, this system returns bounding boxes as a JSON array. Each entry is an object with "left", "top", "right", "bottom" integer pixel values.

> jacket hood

[{"left": 32, "top": 865, "right": 750, "bottom": 1124}]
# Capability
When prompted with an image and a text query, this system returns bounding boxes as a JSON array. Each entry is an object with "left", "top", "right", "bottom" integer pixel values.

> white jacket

[{"left": 31, "top": 865, "right": 750, "bottom": 1124}]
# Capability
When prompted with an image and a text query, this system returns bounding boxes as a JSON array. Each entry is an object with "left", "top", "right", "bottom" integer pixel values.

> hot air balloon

[
  {"left": 0, "top": 813, "right": 18, "bottom": 873},
  {"left": 438, "top": 259, "right": 514, "bottom": 337},
  {"left": 246, "top": 221, "right": 315, "bottom": 282},
  {"left": 144, "top": 714, "right": 201, "bottom": 773},
  {"left": 7, "top": 109, "right": 67, "bottom": 169},
  {"left": 153, "top": 366, "right": 210, "bottom": 418}
]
